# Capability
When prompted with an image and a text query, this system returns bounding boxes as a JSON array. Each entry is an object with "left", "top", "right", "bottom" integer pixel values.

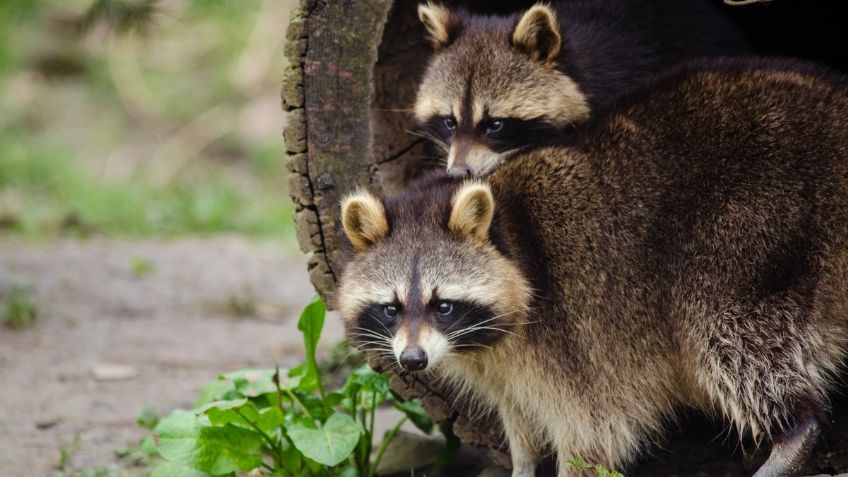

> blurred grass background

[{"left": 0, "top": 0, "right": 297, "bottom": 242}]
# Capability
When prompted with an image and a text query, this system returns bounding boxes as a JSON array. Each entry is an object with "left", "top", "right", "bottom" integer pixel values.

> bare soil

[{"left": 0, "top": 237, "right": 340, "bottom": 475}]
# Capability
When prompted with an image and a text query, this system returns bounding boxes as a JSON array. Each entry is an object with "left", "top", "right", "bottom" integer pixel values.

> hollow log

[{"left": 283, "top": 0, "right": 848, "bottom": 473}]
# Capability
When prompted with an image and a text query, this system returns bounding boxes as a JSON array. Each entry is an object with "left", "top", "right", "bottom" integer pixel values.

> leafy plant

[
  {"left": 1, "top": 285, "right": 38, "bottom": 329},
  {"left": 565, "top": 456, "right": 623, "bottom": 477},
  {"left": 150, "top": 296, "right": 433, "bottom": 476},
  {"left": 224, "top": 289, "right": 257, "bottom": 318},
  {"left": 129, "top": 257, "right": 154, "bottom": 277}
]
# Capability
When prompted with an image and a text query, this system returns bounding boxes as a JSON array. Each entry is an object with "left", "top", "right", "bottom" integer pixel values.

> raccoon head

[
  {"left": 414, "top": 3, "right": 589, "bottom": 176},
  {"left": 337, "top": 177, "right": 530, "bottom": 372}
]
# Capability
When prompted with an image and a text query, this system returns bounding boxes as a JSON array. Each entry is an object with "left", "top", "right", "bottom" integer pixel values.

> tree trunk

[{"left": 283, "top": 0, "right": 848, "bottom": 473}]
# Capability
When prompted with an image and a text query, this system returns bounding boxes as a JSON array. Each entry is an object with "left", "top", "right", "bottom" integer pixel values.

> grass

[
  {"left": 1, "top": 285, "right": 38, "bottom": 329},
  {"left": 128, "top": 256, "right": 153, "bottom": 277},
  {"left": 0, "top": 0, "right": 297, "bottom": 242},
  {"left": 0, "top": 134, "right": 293, "bottom": 238},
  {"left": 225, "top": 288, "right": 258, "bottom": 317}
]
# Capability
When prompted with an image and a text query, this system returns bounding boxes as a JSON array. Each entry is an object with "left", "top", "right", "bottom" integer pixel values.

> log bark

[{"left": 283, "top": 0, "right": 848, "bottom": 474}]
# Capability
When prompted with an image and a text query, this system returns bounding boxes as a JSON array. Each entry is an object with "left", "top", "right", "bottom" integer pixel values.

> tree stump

[{"left": 283, "top": 0, "right": 848, "bottom": 473}]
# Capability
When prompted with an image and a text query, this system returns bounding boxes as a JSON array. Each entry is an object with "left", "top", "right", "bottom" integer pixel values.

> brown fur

[
  {"left": 414, "top": 0, "right": 750, "bottom": 175},
  {"left": 340, "top": 60, "right": 848, "bottom": 476}
]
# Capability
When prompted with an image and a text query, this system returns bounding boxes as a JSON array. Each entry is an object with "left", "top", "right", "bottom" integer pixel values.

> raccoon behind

[
  {"left": 340, "top": 59, "right": 848, "bottom": 477},
  {"left": 415, "top": 0, "right": 751, "bottom": 175}
]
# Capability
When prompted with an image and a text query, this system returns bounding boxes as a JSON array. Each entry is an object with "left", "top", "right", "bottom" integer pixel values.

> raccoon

[
  {"left": 414, "top": 0, "right": 750, "bottom": 176},
  {"left": 339, "top": 59, "right": 848, "bottom": 477}
]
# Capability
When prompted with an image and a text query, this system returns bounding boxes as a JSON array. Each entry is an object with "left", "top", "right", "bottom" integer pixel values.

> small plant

[
  {"left": 1, "top": 285, "right": 38, "bottom": 329},
  {"left": 225, "top": 289, "right": 258, "bottom": 318},
  {"left": 129, "top": 257, "right": 154, "bottom": 278},
  {"left": 565, "top": 456, "right": 624, "bottom": 477},
  {"left": 113, "top": 407, "right": 160, "bottom": 468},
  {"left": 150, "top": 296, "right": 434, "bottom": 476}
]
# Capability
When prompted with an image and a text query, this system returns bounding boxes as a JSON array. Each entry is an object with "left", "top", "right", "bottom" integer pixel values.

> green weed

[
  {"left": 148, "top": 297, "right": 435, "bottom": 477},
  {"left": 0, "top": 135, "right": 293, "bottom": 238},
  {"left": 0, "top": 0, "right": 296, "bottom": 242},
  {"left": 129, "top": 257, "right": 153, "bottom": 277},
  {"left": 225, "top": 289, "right": 258, "bottom": 318},
  {"left": 1, "top": 285, "right": 38, "bottom": 329},
  {"left": 566, "top": 455, "right": 624, "bottom": 477}
]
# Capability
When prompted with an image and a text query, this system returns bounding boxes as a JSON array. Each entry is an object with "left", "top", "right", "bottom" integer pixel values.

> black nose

[
  {"left": 399, "top": 347, "right": 428, "bottom": 371},
  {"left": 448, "top": 164, "right": 473, "bottom": 178}
]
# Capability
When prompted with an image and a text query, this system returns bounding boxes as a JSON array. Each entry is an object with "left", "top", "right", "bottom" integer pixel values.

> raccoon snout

[{"left": 399, "top": 347, "right": 428, "bottom": 371}]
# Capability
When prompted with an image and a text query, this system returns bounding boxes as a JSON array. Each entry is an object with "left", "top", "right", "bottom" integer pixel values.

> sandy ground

[{"left": 0, "top": 237, "right": 345, "bottom": 475}]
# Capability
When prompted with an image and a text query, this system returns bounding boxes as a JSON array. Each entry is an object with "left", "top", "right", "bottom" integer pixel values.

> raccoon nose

[
  {"left": 399, "top": 347, "right": 428, "bottom": 371},
  {"left": 447, "top": 164, "right": 473, "bottom": 178}
]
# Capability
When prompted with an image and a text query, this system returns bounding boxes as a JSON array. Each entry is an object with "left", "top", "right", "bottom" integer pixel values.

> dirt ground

[
  {"left": 0, "top": 237, "right": 345, "bottom": 475},
  {"left": 3, "top": 238, "right": 847, "bottom": 477}
]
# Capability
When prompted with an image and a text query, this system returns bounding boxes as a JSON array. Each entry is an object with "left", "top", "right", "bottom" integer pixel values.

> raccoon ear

[
  {"left": 511, "top": 3, "right": 561, "bottom": 65},
  {"left": 449, "top": 182, "right": 495, "bottom": 242},
  {"left": 418, "top": 3, "right": 462, "bottom": 50},
  {"left": 341, "top": 191, "right": 389, "bottom": 252}
]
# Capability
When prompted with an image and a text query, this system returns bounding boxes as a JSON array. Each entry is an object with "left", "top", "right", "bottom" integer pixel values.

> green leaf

[
  {"left": 288, "top": 413, "right": 362, "bottom": 467},
  {"left": 136, "top": 405, "right": 160, "bottom": 430},
  {"left": 138, "top": 435, "right": 158, "bottom": 457},
  {"left": 335, "top": 465, "right": 360, "bottom": 477},
  {"left": 347, "top": 365, "right": 388, "bottom": 393},
  {"left": 196, "top": 398, "right": 248, "bottom": 414},
  {"left": 298, "top": 296, "right": 325, "bottom": 385},
  {"left": 222, "top": 368, "right": 278, "bottom": 397},
  {"left": 150, "top": 460, "right": 214, "bottom": 477},
  {"left": 324, "top": 391, "right": 346, "bottom": 408},
  {"left": 435, "top": 420, "right": 461, "bottom": 466},
  {"left": 155, "top": 410, "right": 263, "bottom": 474},
  {"left": 281, "top": 440, "right": 303, "bottom": 472},
  {"left": 289, "top": 363, "right": 317, "bottom": 392},
  {"left": 393, "top": 398, "right": 433, "bottom": 434},
  {"left": 202, "top": 400, "right": 284, "bottom": 435},
  {"left": 194, "top": 379, "right": 237, "bottom": 408}
]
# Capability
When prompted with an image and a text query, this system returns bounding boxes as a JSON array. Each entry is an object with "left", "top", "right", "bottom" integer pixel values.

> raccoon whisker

[
  {"left": 349, "top": 329, "right": 392, "bottom": 342},
  {"left": 348, "top": 336, "right": 393, "bottom": 350},
  {"left": 446, "top": 311, "right": 507, "bottom": 336},
  {"left": 361, "top": 315, "right": 395, "bottom": 336},
  {"left": 444, "top": 309, "right": 478, "bottom": 335},
  {"left": 352, "top": 345, "right": 394, "bottom": 357},
  {"left": 445, "top": 309, "right": 529, "bottom": 339},
  {"left": 348, "top": 337, "right": 393, "bottom": 351},
  {"left": 348, "top": 327, "right": 390, "bottom": 338},
  {"left": 351, "top": 324, "right": 393, "bottom": 340},
  {"left": 451, "top": 343, "right": 494, "bottom": 352},
  {"left": 450, "top": 325, "right": 523, "bottom": 341},
  {"left": 406, "top": 129, "right": 449, "bottom": 153},
  {"left": 336, "top": 348, "right": 368, "bottom": 366}
]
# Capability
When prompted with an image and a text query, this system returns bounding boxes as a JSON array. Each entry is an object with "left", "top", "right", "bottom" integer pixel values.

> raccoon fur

[
  {"left": 414, "top": 0, "right": 750, "bottom": 175},
  {"left": 339, "top": 59, "right": 848, "bottom": 477}
]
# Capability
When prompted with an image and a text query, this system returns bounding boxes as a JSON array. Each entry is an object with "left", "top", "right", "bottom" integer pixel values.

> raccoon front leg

[
  {"left": 752, "top": 413, "right": 820, "bottom": 477},
  {"left": 499, "top": 405, "right": 542, "bottom": 477}
]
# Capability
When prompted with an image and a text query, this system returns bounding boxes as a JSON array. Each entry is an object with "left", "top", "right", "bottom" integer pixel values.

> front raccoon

[
  {"left": 414, "top": 0, "right": 749, "bottom": 175},
  {"left": 340, "top": 60, "right": 848, "bottom": 477}
]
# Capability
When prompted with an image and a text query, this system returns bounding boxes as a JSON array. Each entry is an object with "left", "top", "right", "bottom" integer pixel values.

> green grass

[
  {"left": 1, "top": 285, "right": 38, "bottom": 329},
  {"left": 0, "top": 0, "right": 297, "bottom": 242},
  {"left": 0, "top": 132, "right": 292, "bottom": 238}
]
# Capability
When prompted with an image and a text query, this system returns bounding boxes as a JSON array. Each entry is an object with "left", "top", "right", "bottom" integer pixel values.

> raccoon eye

[
  {"left": 384, "top": 305, "right": 398, "bottom": 318},
  {"left": 443, "top": 117, "right": 457, "bottom": 131},
  {"left": 485, "top": 119, "right": 505, "bottom": 137},
  {"left": 437, "top": 301, "right": 453, "bottom": 315}
]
